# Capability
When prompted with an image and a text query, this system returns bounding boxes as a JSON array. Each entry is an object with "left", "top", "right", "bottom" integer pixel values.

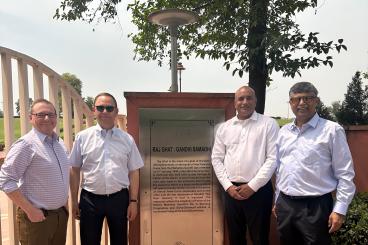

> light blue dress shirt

[
  {"left": 69, "top": 124, "right": 144, "bottom": 195},
  {"left": 275, "top": 113, "right": 355, "bottom": 215}
]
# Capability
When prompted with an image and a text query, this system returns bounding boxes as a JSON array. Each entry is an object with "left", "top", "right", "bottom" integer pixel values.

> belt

[
  {"left": 41, "top": 207, "right": 66, "bottom": 217},
  {"left": 280, "top": 192, "right": 330, "bottom": 200},
  {"left": 82, "top": 188, "right": 128, "bottom": 198}
]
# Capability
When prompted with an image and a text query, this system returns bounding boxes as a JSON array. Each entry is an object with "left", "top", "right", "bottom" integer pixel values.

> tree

[
  {"left": 59, "top": 72, "right": 83, "bottom": 115},
  {"left": 55, "top": 0, "right": 346, "bottom": 113},
  {"left": 0, "top": 108, "right": 3, "bottom": 118},
  {"left": 335, "top": 71, "right": 368, "bottom": 125},
  {"left": 61, "top": 73, "right": 82, "bottom": 95},
  {"left": 15, "top": 98, "right": 33, "bottom": 116},
  {"left": 316, "top": 100, "right": 334, "bottom": 121},
  {"left": 84, "top": 96, "right": 94, "bottom": 110},
  {"left": 330, "top": 101, "right": 341, "bottom": 119}
]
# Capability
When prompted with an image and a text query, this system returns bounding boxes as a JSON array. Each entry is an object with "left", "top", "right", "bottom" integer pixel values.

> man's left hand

[
  {"left": 236, "top": 184, "right": 255, "bottom": 199},
  {"left": 127, "top": 202, "right": 138, "bottom": 221},
  {"left": 328, "top": 212, "right": 345, "bottom": 233}
]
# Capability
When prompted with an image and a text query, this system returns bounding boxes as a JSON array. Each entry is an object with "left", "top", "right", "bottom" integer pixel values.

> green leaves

[{"left": 332, "top": 193, "right": 368, "bottom": 244}]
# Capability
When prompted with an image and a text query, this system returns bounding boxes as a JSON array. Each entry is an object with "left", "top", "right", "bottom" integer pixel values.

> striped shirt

[{"left": 0, "top": 128, "right": 69, "bottom": 209}]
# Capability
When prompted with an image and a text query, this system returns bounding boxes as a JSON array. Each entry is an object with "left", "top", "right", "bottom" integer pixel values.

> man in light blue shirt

[
  {"left": 274, "top": 82, "right": 355, "bottom": 245},
  {"left": 69, "top": 92, "right": 144, "bottom": 245}
]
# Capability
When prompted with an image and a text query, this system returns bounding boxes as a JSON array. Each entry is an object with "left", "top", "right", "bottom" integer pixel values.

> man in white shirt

[
  {"left": 211, "top": 86, "right": 279, "bottom": 245},
  {"left": 274, "top": 82, "right": 355, "bottom": 245},
  {"left": 69, "top": 93, "right": 144, "bottom": 245}
]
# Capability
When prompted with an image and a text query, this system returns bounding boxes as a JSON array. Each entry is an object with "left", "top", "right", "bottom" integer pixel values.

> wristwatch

[{"left": 130, "top": 199, "right": 138, "bottom": 203}]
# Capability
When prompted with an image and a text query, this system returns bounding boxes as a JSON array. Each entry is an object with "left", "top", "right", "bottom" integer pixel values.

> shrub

[{"left": 332, "top": 192, "right": 368, "bottom": 245}]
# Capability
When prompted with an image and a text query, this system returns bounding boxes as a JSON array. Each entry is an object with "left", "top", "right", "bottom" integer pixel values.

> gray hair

[
  {"left": 289, "top": 82, "right": 318, "bottom": 97},
  {"left": 30, "top": 98, "right": 56, "bottom": 114}
]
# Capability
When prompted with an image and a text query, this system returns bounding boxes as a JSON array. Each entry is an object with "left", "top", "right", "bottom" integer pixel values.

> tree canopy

[
  {"left": 335, "top": 71, "right": 368, "bottom": 125},
  {"left": 55, "top": 0, "right": 346, "bottom": 113}
]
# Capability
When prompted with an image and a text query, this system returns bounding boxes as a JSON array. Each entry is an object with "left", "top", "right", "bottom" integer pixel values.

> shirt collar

[
  {"left": 233, "top": 111, "right": 258, "bottom": 124},
  {"left": 32, "top": 128, "right": 59, "bottom": 143},
  {"left": 96, "top": 123, "right": 116, "bottom": 137},
  {"left": 290, "top": 113, "right": 319, "bottom": 130}
]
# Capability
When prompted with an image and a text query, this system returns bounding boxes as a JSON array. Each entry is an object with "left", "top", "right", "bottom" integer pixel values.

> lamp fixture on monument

[
  {"left": 177, "top": 62, "right": 186, "bottom": 92},
  {"left": 148, "top": 9, "right": 199, "bottom": 92}
]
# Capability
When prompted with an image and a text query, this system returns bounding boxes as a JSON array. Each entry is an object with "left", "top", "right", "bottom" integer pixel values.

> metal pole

[
  {"left": 179, "top": 69, "right": 182, "bottom": 92},
  {"left": 169, "top": 25, "right": 178, "bottom": 92}
]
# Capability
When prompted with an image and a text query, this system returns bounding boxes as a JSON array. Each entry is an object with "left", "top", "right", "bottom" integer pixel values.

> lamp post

[
  {"left": 177, "top": 62, "right": 185, "bottom": 92},
  {"left": 148, "top": 9, "right": 198, "bottom": 92}
]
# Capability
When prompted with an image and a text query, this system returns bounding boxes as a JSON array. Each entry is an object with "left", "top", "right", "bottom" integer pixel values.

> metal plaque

[{"left": 139, "top": 109, "right": 224, "bottom": 245}]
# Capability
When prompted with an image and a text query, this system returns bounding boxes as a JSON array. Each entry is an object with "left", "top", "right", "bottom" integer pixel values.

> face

[
  {"left": 235, "top": 87, "right": 257, "bottom": 120},
  {"left": 289, "top": 92, "right": 319, "bottom": 125},
  {"left": 30, "top": 102, "right": 57, "bottom": 137},
  {"left": 94, "top": 95, "right": 118, "bottom": 129}
]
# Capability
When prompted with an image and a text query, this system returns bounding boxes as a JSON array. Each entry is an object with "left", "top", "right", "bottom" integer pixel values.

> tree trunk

[{"left": 248, "top": 0, "right": 269, "bottom": 114}]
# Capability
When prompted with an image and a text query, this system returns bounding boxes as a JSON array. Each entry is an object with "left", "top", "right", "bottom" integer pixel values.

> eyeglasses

[
  {"left": 32, "top": 113, "right": 57, "bottom": 119},
  {"left": 289, "top": 96, "right": 317, "bottom": 105},
  {"left": 95, "top": 105, "right": 115, "bottom": 112}
]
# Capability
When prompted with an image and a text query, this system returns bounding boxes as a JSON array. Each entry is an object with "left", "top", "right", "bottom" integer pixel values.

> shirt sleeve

[
  {"left": 127, "top": 135, "right": 144, "bottom": 171},
  {"left": 330, "top": 126, "right": 356, "bottom": 215},
  {"left": 211, "top": 123, "right": 233, "bottom": 191},
  {"left": 248, "top": 119, "right": 279, "bottom": 192},
  {"left": 0, "top": 140, "right": 34, "bottom": 193},
  {"left": 69, "top": 134, "right": 83, "bottom": 167}
]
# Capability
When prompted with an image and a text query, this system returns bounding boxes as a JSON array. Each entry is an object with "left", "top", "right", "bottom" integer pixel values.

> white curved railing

[{"left": 0, "top": 46, "right": 95, "bottom": 245}]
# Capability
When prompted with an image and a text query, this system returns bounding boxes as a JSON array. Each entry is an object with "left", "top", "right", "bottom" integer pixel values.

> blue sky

[{"left": 0, "top": 0, "right": 367, "bottom": 117}]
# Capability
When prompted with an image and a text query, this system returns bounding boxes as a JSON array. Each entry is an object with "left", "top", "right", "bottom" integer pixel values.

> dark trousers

[
  {"left": 224, "top": 181, "right": 273, "bottom": 245},
  {"left": 17, "top": 206, "right": 68, "bottom": 245},
  {"left": 79, "top": 188, "right": 129, "bottom": 245},
  {"left": 276, "top": 192, "right": 333, "bottom": 245}
]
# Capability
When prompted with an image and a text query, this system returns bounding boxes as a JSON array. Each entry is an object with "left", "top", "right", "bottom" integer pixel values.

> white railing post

[
  {"left": 1, "top": 48, "right": 19, "bottom": 245},
  {"left": 33, "top": 65, "right": 44, "bottom": 100},
  {"left": 73, "top": 99, "right": 83, "bottom": 134},
  {"left": 18, "top": 58, "right": 31, "bottom": 134},
  {"left": 49, "top": 75, "right": 60, "bottom": 134},
  {"left": 61, "top": 84, "right": 77, "bottom": 245}
]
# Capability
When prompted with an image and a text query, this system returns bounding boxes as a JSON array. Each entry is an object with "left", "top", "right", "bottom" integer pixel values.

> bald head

[
  {"left": 235, "top": 86, "right": 256, "bottom": 101},
  {"left": 234, "top": 86, "right": 257, "bottom": 120}
]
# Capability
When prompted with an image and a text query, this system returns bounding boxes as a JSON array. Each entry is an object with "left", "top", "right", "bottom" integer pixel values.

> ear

[{"left": 316, "top": 97, "right": 321, "bottom": 104}]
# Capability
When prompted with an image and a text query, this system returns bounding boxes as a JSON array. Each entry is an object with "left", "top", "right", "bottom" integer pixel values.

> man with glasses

[
  {"left": 69, "top": 92, "right": 143, "bottom": 245},
  {"left": 0, "top": 99, "right": 69, "bottom": 245},
  {"left": 273, "top": 82, "right": 356, "bottom": 245}
]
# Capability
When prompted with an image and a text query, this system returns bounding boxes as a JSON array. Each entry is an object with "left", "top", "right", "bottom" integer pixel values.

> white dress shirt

[
  {"left": 211, "top": 112, "right": 279, "bottom": 192},
  {"left": 275, "top": 113, "right": 356, "bottom": 215},
  {"left": 69, "top": 124, "right": 144, "bottom": 195}
]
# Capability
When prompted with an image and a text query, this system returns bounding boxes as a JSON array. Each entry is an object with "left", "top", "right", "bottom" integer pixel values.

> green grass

[
  {"left": 277, "top": 118, "right": 292, "bottom": 127},
  {"left": 0, "top": 118, "right": 66, "bottom": 146},
  {"left": 0, "top": 118, "right": 21, "bottom": 145}
]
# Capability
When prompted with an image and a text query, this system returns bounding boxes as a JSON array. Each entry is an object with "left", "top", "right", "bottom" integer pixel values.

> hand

[
  {"left": 272, "top": 205, "right": 277, "bottom": 218},
  {"left": 226, "top": 185, "right": 246, "bottom": 200},
  {"left": 26, "top": 206, "right": 45, "bottom": 223},
  {"left": 236, "top": 184, "right": 255, "bottom": 199},
  {"left": 328, "top": 212, "right": 345, "bottom": 233},
  {"left": 71, "top": 201, "right": 80, "bottom": 220},
  {"left": 127, "top": 202, "right": 138, "bottom": 221}
]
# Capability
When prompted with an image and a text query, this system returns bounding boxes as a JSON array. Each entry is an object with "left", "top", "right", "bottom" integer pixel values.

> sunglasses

[
  {"left": 32, "top": 113, "right": 57, "bottom": 119},
  {"left": 289, "top": 96, "right": 317, "bottom": 105},
  {"left": 95, "top": 105, "right": 115, "bottom": 112}
]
